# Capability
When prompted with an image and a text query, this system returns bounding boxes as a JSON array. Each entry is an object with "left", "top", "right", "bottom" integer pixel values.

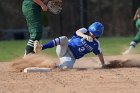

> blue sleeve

[
  {"left": 92, "top": 44, "right": 102, "bottom": 55},
  {"left": 93, "top": 49, "right": 101, "bottom": 55}
]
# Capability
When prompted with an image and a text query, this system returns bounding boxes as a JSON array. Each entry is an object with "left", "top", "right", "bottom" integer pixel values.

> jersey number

[{"left": 78, "top": 47, "right": 85, "bottom": 52}]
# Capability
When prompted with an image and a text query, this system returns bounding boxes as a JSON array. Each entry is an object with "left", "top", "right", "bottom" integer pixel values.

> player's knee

[
  {"left": 59, "top": 36, "right": 68, "bottom": 45},
  {"left": 58, "top": 61, "right": 74, "bottom": 69}
]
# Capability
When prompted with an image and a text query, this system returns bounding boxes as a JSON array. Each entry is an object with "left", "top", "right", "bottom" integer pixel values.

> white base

[{"left": 23, "top": 67, "right": 52, "bottom": 73}]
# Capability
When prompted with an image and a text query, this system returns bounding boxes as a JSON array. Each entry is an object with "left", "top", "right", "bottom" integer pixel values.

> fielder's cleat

[{"left": 34, "top": 40, "right": 42, "bottom": 53}]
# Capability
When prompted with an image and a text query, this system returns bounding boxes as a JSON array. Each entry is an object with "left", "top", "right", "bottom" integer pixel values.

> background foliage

[{"left": 0, "top": 0, "right": 140, "bottom": 38}]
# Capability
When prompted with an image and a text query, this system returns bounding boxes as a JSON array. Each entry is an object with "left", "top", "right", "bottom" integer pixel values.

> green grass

[
  {"left": 0, "top": 37, "right": 140, "bottom": 61},
  {"left": 102, "top": 37, "right": 140, "bottom": 55},
  {"left": 0, "top": 40, "right": 55, "bottom": 61}
]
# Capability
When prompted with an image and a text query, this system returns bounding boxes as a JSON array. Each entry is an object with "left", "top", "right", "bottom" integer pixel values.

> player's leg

[
  {"left": 123, "top": 30, "right": 140, "bottom": 55},
  {"left": 35, "top": 36, "right": 68, "bottom": 50},
  {"left": 22, "top": 1, "right": 42, "bottom": 56},
  {"left": 54, "top": 36, "right": 76, "bottom": 69},
  {"left": 33, "top": 36, "right": 76, "bottom": 69},
  {"left": 24, "top": 39, "right": 35, "bottom": 56},
  {"left": 33, "top": 36, "right": 69, "bottom": 53},
  {"left": 57, "top": 48, "right": 76, "bottom": 69},
  {"left": 55, "top": 36, "right": 68, "bottom": 56},
  {"left": 24, "top": 30, "right": 42, "bottom": 55},
  {"left": 131, "top": 30, "right": 140, "bottom": 47}
]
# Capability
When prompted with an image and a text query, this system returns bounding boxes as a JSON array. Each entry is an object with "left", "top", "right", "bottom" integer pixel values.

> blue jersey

[{"left": 68, "top": 28, "right": 102, "bottom": 59}]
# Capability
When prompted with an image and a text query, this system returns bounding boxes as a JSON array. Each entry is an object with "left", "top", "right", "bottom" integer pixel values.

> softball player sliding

[
  {"left": 123, "top": 8, "right": 140, "bottom": 55},
  {"left": 34, "top": 22, "right": 106, "bottom": 69},
  {"left": 22, "top": 0, "right": 48, "bottom": 56}
]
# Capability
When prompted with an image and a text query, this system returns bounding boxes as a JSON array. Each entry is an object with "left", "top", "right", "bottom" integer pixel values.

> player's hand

[
  {"left": 82, "top": 35, "right": 93, "bottom": 42},
  {"left": 101, "top": 64, "right": 110, "bottom": 69},
  {"left": 101, "top": 61, "right": 110, "bottom": 69},
  {"left": 41, "top": 4, "right": 48, "bottom": 11},
  {"left": 122, "top": 49, "right": 130, "bottom": 55}
]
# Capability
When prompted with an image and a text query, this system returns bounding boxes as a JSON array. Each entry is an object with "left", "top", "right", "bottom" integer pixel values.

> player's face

[{"left": 89, "top": 32, "right": 95, "bottom": 39}]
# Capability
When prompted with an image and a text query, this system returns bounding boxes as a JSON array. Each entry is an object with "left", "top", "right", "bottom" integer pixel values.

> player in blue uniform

[{"left": 34, "top": 22, "right": 106, "bottom": 69}]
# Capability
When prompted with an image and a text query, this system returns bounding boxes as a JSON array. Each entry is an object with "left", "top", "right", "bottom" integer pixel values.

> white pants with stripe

[{"left": 56, "top": 36, "right": 75, "bottom": 69}]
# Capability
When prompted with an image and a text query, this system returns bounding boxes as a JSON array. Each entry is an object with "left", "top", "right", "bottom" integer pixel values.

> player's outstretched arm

[{"left": 97, "top": 53, "right": 106, "bottom": 68}]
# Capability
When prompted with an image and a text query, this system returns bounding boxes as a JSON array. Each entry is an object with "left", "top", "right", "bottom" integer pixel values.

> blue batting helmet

[{"left": 88, "top": 22, "right": 104, "bottom": 37}]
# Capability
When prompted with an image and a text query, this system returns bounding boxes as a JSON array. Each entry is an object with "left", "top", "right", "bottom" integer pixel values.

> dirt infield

[{"left": 1, "top": 54, "right": 140, "bottom": 93}]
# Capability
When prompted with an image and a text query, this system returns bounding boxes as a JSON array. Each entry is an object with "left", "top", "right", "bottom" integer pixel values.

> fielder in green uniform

[
  {"left": 22, "top": 0, "right": 48, "bottom": 56},
  {"left": 123, "top": 8, "right": 140, "bottom": 54}
]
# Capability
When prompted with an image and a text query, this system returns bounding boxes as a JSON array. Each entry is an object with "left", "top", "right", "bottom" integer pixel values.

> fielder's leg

[
  {"left": 132, "top": 30, "right": 140, "bottom": 46},
  {"left": 22, "top": 1, "right": 42, "bottom": 56},
  {"left": 24, "top": 39, "right": 35, "bottom": 56},
  {"left": 123, "top": 31, "right": 140, "bottom": 55}
]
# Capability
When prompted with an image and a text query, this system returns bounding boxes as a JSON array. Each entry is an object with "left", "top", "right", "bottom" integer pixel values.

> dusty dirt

[{"left": 1, "top": 54, "right": 140, "bottom": 93}]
